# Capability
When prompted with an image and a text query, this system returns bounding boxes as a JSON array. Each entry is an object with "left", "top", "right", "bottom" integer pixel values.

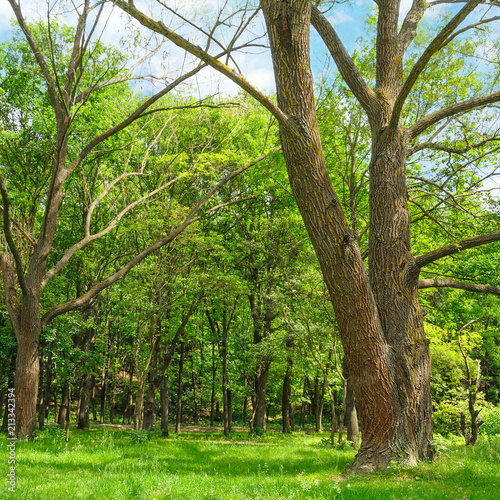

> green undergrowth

[{"left": 1, "top": 428, "right": 499, "bottom": 499}]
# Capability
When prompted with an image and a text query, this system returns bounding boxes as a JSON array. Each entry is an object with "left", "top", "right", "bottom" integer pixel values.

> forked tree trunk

[{"left": 261, "top": 0, "right": 433, "bottom": 471}]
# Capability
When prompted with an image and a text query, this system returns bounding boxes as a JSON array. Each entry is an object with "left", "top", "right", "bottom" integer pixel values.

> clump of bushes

[
  {"left": 480, "top": 406, "right": 500, "bottom": 436},
  {"left": 433, "top": 397, "right": 494, "bottom": 436}
]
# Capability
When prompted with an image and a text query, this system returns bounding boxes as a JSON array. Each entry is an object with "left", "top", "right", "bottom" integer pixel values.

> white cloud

[{"left": 326, "top": 11, "right": 355, "bottom": 27}]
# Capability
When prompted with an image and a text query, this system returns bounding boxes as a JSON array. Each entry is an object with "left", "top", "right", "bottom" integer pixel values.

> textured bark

[
  {"left": 261, "top": 0, "right": 432, "bottom": 471},
  {"left": 77, "top": 373, "right": 94, "bottom": 429},
  {"left": 15, "top": 291, "right": 42, "bottom": 440}
]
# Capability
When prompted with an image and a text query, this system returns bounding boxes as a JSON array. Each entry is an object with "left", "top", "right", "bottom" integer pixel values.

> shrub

[{"left": 480, "top": 406, "right": 500, "bottom": 436}]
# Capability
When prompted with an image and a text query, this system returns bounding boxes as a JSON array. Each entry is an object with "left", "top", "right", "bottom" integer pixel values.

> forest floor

[{"left": 1, "top": 427, "right": 499, "bottom": 499}]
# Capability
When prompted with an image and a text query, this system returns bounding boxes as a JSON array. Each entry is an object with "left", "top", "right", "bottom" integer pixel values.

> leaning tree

[{"left": 114, "top": 0, "right": 500, "bottom": 471}]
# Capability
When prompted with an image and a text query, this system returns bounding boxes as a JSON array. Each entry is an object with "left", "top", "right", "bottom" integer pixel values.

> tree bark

[
  {"left": 260, "top": 0, "right": 434, "bottom": 471},
  {"left": 77, "top": 373, "right": 94, "bottom": 429},
  {"left": 15, "top": 291, "right": 42, "bottom": 440}
]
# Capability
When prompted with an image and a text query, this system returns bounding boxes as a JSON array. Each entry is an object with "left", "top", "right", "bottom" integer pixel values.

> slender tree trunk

[
  {"left": 65, "top": 384, "right": 71, "bottom": 442},
  {"left": 38, "top": 351, "right": 53, "bottom": 429},
  {"left": 210, "top": 340, "right": 216, "bottom": 427},
  {"left": 133, "top": 374, "right": 147, "bottom": 431},
  {"left": 343, "top": 360, "right": 359, "bottom": 446},
  {"left": 160, "top": 375, "right": 169, "bottom": 437},
  {"left": 58, "top": 381, "right": 70, "bottom": 429},
  {"left": 252, "top": 364, "right": 269, "bottom": 431},
  {"left": 300, "top": 377, "right": 308, "bottom": 430},
  {"left": 175, "top": 342, "right": 184, "bottom": 433},
  {"left": 191, "top": 368, "right": 199, "bottom": 426},
  {"left": 109, "top": 384, "right": 115, "bottom": 425},
  {"left": 282, "top": 357, "right": 293, "bottom": 433},
  {"left": 100, "top": 369, "right": 107, "bottom": 424},
  {"left": 142, "top": 381, "right": 157, "bottom": 432}
]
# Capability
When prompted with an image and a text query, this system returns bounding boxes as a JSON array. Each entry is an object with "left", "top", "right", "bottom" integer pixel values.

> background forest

[{"left": 1, "top": 5, "right": 500, "bottom": 446}]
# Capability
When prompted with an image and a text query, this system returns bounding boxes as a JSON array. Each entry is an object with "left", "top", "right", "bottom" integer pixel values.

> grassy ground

[{"left": 1, "top": 427, "right": 499, "bottom": 499}]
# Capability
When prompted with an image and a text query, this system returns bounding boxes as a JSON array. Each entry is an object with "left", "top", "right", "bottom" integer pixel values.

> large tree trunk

[
  {"left": 261, "top": 0, "right": 433, "bottom": 471},
  {"left": 15, "top": 292, "right": 42, "bottom": 440},
  {"left": 77, "top": 373, "right": 94, "bottom": 429},
  {"left": 252, "top": 364, "right": 269, "bottom": 431}
]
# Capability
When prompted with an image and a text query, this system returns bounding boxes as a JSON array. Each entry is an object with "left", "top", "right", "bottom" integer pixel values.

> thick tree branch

[
  {"left": 419, "top": 278, "right": 500, "bottom": 295},
  {"left": 0, "top": 252, "right": 21, "bottom": 339},
  {"left": 113, "top": 0, "right": 296, "bottom": 134},
  {"left": 0, "top": 206, "right": 36, "bottom": 246},
  {"left": 408, "top": 135, "right": 500, "bottom": 156},
  {"left": 398, "top": 0, "right": 428, "bottom": 54},
  {"left": 62, "top": 62, "right": 207, "bottom": 181},
  {"left": 310, "top": 6, "right": 378, "bottom": 116},
  {"left": 415, "top": 229, "right": 500, "bottom": 268},
  {"left": 0, "top": 174, "right": 27, "bottom": 295},
  {"left": 409, "top": 92, "right": 500, "bottom": 138},
  {"left": 390, "top": 0, "right": 482, "bottom": 131},
  {"left": 41, "top": 176, "right": 180, "bottom": 290}
]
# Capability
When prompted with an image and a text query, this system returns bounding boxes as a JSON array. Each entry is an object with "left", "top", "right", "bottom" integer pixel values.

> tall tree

[
  {"left": 0, "top": 1, "right": 266, "bottom": 439},
  {"left": 116, "top": 0, "right": 500, "bottom": 471}
]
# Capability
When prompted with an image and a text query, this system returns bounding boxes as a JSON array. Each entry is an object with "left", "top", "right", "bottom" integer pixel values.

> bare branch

[
  {"left": 415, "top": 229, "right": 500, "bottom": 268},
  {"left": 0, "top": 205, "right": 36, "bottom": 246},
  {"left": 7, "top": 0, "right": 62, "bottom": 122},
  {"left": 41, "top": 175, "right": 180, "bottom": 290},
  {"left": 408, "top": 135, "right": 500, "bottom": 156},
  {"left": 0, "top": 252, "right": 21, "bottom": 339},
  {"left": 410, "top": 91, "right": 500, "bottom": 138},
  {"left": 438, "top": 16, "right": 500, "bottom": 52},
  {"left": 112, "top": 0, "right": 296, "bottom": 134},
  {"left": 419, "top": 278, "right": 500, "bottom": 295},
  {"left": 390, "top": 0, "right": 483, "bottom": 131},
  {"left": 0, "top": 174, "right": 27, "bottom": 295},
  {"left": 398, "top": 0, "right": 428, "bottom": 54}
]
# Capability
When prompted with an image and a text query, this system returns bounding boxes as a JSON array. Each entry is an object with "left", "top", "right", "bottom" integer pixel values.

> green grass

[{"left": 1, "top": 428, "right": 499, "bottom": 499}]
